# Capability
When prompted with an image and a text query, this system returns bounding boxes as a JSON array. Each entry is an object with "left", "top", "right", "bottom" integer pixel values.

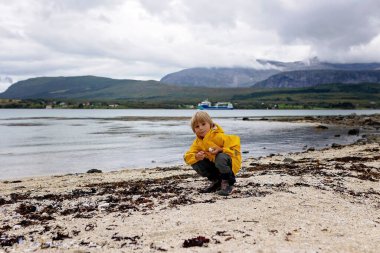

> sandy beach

[{"left": 1, "top": 115, "right": 379, "bottom": 252}]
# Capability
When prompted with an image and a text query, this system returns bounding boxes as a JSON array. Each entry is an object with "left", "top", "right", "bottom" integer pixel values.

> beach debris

[
  {"left": 111, "top": 233, "right": 140, "bottom": 245},
  {"left": 0, "top": 234, "right": 25, "bottom": 247},
  {"left": 216, "top": 231, "right": 231, "bottom": 236},
  {"left": 269, "top": 229, "right": 278, "bottom": 235},
  {"left": 85, "top": 223, "right": 96, "bottom": 231},
  {"left": 52, "top": 231, "right": 71, "bottom": 241},
  {"left": 150, "top": 243, "right": 168, "bottom": 251},
  {"left": 0, "top": 197, "right": 7, "bottom": 205},
  {"left": 15, "top": 203, "right": 37, "bottom": 215},
  {"left": 3, "top": 180, "right": 22, "bottom": 184},
  {"left": 86, "top": 169, "right": 102, "bottom": 173},
  {"left": 183, "top": 236, "right": 210, "bottom": 248}
]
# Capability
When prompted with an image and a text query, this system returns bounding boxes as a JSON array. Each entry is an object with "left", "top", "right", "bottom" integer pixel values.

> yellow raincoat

[{"left": 184, "top": 124, "right": 242, "bottom": 175}]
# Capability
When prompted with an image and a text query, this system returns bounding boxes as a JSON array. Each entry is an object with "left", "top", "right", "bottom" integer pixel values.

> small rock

[
  {"left": 334, "top": 134, "right": 341, "bottom": 137},
  {"left": 86, "top": 169, "right": 102, "bottom": 174},
  {"left": 316, "top": 125, "right": 328, "bottom": 129},
  {"left": 283, "top": 157, "right": 295, "bottom": 164},
  {"left": 40, "top": 242, "right": 51, "bottom": 249},
  {"left": 89, "top": 242, "right": 97, "bottom": 248},
  {"left": 41, "top": 212, "right": 50, "bottom": 218},
  {"left": 331, "top": 143, "right": 342, "bottom": 148},
  {"left": 242, "top": 151, "right": 249, "bottom": 154},
  {"left": 307, "top": 147, "right": 315, "bottom": 152},
  {"left": 242, "top": 117, "right": 250, "bottom": 121},
  {"left": 98, "top": 203, "right": 110, "bottom": 209},
  {"left": 348, "top": 128, "right": 360, "bottom": 135}
]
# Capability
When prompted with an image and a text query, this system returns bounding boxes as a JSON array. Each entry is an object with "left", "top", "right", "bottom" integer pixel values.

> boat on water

[{"left": 197, "top": 100, "right": 234, "bottom": 110}]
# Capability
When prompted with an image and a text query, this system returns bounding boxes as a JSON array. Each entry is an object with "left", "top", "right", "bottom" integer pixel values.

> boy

[{"left": 184, "top": 111, "right": 241, "bottom": 196}]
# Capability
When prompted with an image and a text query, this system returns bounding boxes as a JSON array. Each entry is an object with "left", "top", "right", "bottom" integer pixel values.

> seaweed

[{"left": 183, "top": 236, "right": 210, "bottom": 248}]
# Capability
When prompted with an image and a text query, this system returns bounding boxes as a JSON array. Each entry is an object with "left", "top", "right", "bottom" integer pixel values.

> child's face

[{"left": 194, "top": 121, "right": 211, "bottom": 138}]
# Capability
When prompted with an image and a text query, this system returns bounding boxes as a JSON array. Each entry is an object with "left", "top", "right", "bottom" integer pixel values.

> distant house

[
  {"left": 45, "top": 105, "right": 53, "bottom": 109},
  {"left": 109, "top": 104, "right": 119, "bottom": 108}
]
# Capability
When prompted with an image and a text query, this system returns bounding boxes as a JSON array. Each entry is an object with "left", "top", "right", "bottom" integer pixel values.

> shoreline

[{"left": 1, "top": 115, "right": 379, "bottom": 252}]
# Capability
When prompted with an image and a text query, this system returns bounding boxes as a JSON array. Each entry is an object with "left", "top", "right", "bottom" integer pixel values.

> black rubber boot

[
  {"left": 217, "top": 180, "right": 233, "bottom": 196},
  {"left": 199, "top": 179, "right": 221, "bottom": 193}
]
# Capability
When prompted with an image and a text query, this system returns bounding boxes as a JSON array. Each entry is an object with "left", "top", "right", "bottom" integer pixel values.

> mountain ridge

[
  {"left": 254, "top": 69, "right": 380, "bottom": 88},
  {"left": 160, "top": 67, "right": 280, "bottom": 88},
  {"left": 1, "top": 59, "right": 380, "bottom": 105},
  {"left": 160, "top": 58, "right": 380, "bottom": 88}
]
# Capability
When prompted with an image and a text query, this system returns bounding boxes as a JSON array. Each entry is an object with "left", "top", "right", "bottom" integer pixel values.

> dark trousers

[{"left": 191, "top": 153, "right": 236, "bottom": 185}]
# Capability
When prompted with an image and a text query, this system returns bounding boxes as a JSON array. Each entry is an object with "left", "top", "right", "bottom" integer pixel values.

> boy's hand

[
  {"left": 208, "top": 146, "right": 223, "bottom": 155},
  {"left": 195, "top": 151, "right": 206, "bottom": 161}
]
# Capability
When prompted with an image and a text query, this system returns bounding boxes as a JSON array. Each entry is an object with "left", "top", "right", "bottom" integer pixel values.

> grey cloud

[
  {"left": 234, "top": 0, "right": 380, "bottom": 60},
  {"left": 271, "top": 1, "right": 380, "bottom": 47},
  {"left": 140, "top": 0, "right": 380, "bottom": 59},
  {"left": 1, "top": 0, "right": 380, "bottom": 92},
  {"left": 38, "top": 0, "right": 124, "bottom": 12}
]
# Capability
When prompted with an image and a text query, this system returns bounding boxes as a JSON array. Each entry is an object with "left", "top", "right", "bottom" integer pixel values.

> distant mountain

[
  {"left": 254, "top": 70, "right": 380, "bottom": 88},
  {"left": 0, "top": 75, "right": 247, "bottom": 102},
  {"left": 0, "top": 76, "right": 182, "bottom": 100},
  {"left": 160, "top": 67, "right": 280, "bottom": 88},
  {"left": 2, "top": 58, "right": 380, "bottom": 101},
  {"left": 1, "top": 75, "right": 379, "bottom": 109},
  {"left": 160, "top": 58, "right": 380, "bottom": 88}
]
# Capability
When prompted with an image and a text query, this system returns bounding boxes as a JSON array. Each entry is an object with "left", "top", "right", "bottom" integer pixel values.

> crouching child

[{"left": 184, "top": 111, "right": 241, "bottom": 196}]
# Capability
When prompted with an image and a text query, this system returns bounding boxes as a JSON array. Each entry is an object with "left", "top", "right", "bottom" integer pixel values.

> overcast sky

[{"left": 1, "top": 0, "right": 380, "bottom": 91}]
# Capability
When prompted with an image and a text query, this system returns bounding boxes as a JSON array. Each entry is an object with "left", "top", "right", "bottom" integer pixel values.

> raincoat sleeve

[
  {"left": 221, "top": 134, "right": 241, "bottom": 158},
  {"left": 184, "top": 139, "right": 202, "bottom": 165}
]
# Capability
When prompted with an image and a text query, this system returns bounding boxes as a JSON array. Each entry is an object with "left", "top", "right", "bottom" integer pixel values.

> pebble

[
  {"left": 283, "top": 157, "right": 295, "bottom": 164},
  {"left": 89, "top": 242, "right": 97, "bottom": 248},
  {"left": 98, "top": 203, "right": 110, "bottom": 209},
  {"left": 331, "top": 143, "right": 342, "bottom": 148},
  {"left": 87, "top": 169, "right": 102, "bottom": 174}
]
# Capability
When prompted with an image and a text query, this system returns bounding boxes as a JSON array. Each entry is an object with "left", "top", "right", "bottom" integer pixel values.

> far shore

[{"left": 0, "top": 114, "right": 379, "bottom": 252}]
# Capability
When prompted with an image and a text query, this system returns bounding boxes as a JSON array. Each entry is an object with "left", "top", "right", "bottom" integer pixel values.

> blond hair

[{"left": 190, "top": 111, "right": 214, "bottom": 132}]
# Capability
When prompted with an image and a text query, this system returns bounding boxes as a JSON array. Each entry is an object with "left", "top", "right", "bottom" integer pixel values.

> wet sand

[{"left": 0, "top": 114, "right": 379, "bottom": 252}]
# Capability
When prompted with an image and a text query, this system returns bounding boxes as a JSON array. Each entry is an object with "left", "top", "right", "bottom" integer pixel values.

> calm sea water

[{"left": 1, "top": 109, "right": 379, "bottom": 179}]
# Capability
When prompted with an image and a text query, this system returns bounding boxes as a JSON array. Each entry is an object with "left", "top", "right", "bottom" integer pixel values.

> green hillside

[
  {"left": 0, "top": 76, "right": 379, "bottom": 109},
  {"left": 233, "top": 83, "right": 380, "bottom": 109}
]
